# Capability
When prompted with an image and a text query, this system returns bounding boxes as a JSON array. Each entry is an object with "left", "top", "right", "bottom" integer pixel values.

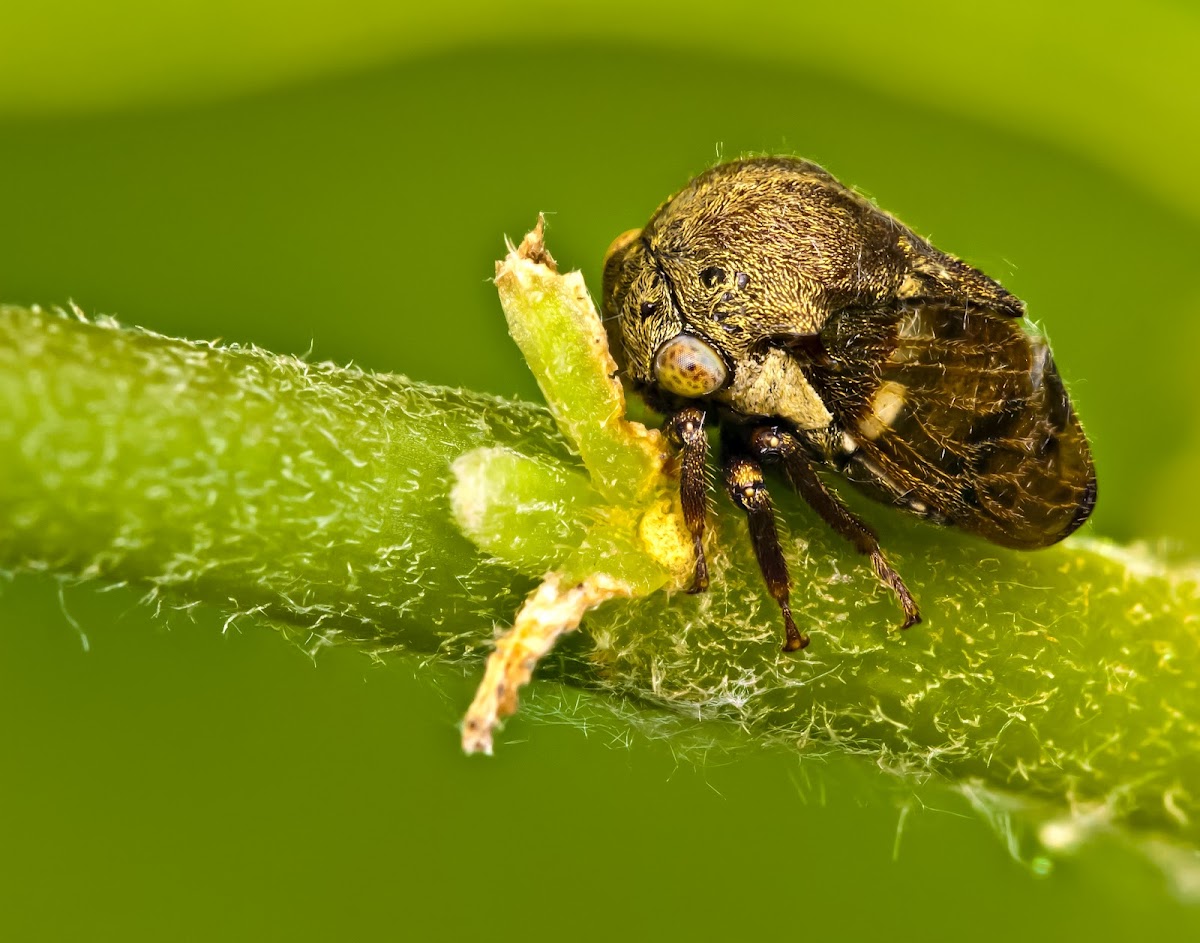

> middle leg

[{"left": 721, "top": 441, "right": 808, "bottom": 652}]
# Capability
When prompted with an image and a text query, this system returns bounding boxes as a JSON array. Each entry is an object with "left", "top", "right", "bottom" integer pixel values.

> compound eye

[{"left": 653, "top": 334, "right": 728, "bottom": 397}]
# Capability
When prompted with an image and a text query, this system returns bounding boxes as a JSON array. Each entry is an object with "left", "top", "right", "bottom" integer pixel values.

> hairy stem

[
  {"left": 0, "top": 304, "right": 564, "bottom": 654},
  {"left": 2, "top": 278, "right": 1199, "bottom": 846}
]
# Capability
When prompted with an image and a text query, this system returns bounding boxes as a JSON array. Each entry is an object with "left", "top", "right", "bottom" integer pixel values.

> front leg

[
  {"left": 722, "top": 451, "right": 808, "bottom": 652},
  {"left": 664, "top": 406, "right": 710, "bottom": 593}
]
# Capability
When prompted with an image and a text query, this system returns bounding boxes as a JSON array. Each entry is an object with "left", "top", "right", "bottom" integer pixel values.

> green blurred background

[{"left": 2, "top": 2, "right": 1198, "bottom": 938}]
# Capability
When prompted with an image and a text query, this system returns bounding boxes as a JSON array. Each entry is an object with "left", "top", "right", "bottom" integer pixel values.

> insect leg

[
  {"left": 749, "top": 426, "right": 922, "bottom": 630},
  {"left": 665, "top": 407, "right": 711, "bottom": 593},
  {"left": 722, "top": 449, "right": 809, "bottom": 652}
]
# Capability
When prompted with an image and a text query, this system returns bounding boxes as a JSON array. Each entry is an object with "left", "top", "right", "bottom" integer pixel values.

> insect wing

[{"left": 822, "top": 302, "right": 1096, "bottom": 549}]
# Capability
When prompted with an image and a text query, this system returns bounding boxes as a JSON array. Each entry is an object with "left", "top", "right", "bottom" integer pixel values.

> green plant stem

[
  {"left": 0, "top": 304, "right": 564, "bottom": 654},
  {"left": 2, "top": 301, "right": 1199, "bottom": 846}
]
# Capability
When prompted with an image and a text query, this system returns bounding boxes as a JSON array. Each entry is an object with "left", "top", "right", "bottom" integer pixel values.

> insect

[{"left": 602, "top": 156, "right": 1096, "bottom": 651}]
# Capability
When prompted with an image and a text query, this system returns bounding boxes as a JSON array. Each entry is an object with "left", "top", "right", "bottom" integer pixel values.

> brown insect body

[{"left": 603, "top": 156, "right": 1096, "bottom": 649}]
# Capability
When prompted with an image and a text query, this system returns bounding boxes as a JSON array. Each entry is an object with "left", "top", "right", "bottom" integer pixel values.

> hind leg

[{"left": 748, "top": 425, "right": 921, "bottom": 630}]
